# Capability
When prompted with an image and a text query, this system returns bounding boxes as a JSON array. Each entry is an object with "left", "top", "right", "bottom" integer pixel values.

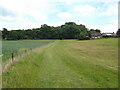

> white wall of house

[{"left": 91, "top": 36, "right": 101, "bottom": 39}]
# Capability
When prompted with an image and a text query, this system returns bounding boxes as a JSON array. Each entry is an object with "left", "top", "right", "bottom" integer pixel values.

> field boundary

[
  {"left": 2, "top": 41, "right": 55, "bottom": 72},
  {"left": 2, "top": 50, "right": 31, "bottom": 72}
]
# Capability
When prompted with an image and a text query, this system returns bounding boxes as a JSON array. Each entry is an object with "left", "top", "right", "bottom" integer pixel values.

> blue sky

[{"left": 0, "top": 0, "right": 119, "bottom": 32}]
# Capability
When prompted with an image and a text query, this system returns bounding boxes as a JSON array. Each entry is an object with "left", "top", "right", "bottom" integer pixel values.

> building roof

[
  {"left": 90, "top": 32, "right": 101, "bottom": 36},
  {"left": 102, "top": 32, "right": 116, "bottom": 36}
]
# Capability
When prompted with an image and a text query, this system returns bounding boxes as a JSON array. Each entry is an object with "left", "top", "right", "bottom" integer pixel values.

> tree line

[
  {"left": 1, "top": 22, "right": 103, "bottom": 40},
  {"left": 117, "top": 28, "right": 120, "bottom": 37}
]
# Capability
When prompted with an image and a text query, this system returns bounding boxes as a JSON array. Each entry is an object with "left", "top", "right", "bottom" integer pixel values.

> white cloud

[
  {"left": 0, "top": 0, "right": 26, "bottom": 15},
  {"left": 99, "top": 5, "right": 118, "bottom": 17},
  {"left": 0, "top": 16, "right": 15, "bottom": 21},
  {"left": 0, "top": 20, "right": 41, "bottom": 30},
  {"left": 57, "top": 0, "right": 119, "bottom": 4},
  {"left": 74, "top": 5, "right": 96, "bottom": 16},
  {"left": 57, "top": 0, "right": 118, "bottom": 3},
  {"left": 47, "top": 21, "right": 65, "bottom": 27},
  {"left": 0, "top": 0, "right": 119, "bottom": 32},
  {"left": 0, "top": 0, "right": 54, "bottom": 29},
  {"left": 87, "top": 23, "right": 117, "bottom": 33},
  {"left": 27, "top": 10, "right": 47, "bottom": 22},
  {"left": 57, "top": 0, "right": 83, "bottom": 4},
  {"left": 57, "top": 12, "right": 72, "bottom": 19},
  {"left": 101, "top": 24, "right": 117, "bottom": 33},
  {"left": 103, "top": 0, "right": 119, "bottom": 4}
]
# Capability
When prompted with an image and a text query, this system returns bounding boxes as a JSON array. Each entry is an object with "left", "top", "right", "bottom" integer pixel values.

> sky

[{"left": 0, "top": 0, "right": 119, "bottom": 32}]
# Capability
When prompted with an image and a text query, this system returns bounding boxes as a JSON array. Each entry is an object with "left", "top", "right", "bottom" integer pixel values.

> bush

[
  {"left": 78, "top": 36, "right": 90, "bottom": 40},
  {"left": 77, "top": 32, "right": 90, "bottom": 40}
]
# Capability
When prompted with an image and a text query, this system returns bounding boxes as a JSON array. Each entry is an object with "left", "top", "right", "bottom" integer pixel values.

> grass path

[{"left": 3, "top": 39, "right": 118, "bottom": 88}]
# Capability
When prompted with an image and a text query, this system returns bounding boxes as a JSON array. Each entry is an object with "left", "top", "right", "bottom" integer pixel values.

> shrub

[{"left": 78, "top": 37, "right": 90, "bottom": 40}]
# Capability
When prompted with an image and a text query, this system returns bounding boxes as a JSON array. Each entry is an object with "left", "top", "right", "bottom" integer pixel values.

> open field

[
  {"left": 3, "top": 38, "right": 118, "bottom": 88},
  {"left": 2, "top": 40, "right": 53, "bottom": 62}
]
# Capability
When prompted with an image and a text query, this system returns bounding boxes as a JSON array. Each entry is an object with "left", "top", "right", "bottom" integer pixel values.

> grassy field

[
  {"left": 2, "top": 40, "right": 53, "bottom": 62},
  {"left": 3, "top": 38, "right": 118, "bottom": 88}
]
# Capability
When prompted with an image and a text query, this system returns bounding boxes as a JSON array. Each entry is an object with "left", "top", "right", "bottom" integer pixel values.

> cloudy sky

[{"left": 0, "top": 0, "right": 119, "bottom": 32}]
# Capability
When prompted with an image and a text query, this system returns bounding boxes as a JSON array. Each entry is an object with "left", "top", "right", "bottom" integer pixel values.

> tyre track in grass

[
  {"left": 3, "top": 40, "right": 118, "bottom": 88},
  {"left": 36, "top": 41, "right": 91, "bottom": 88}
]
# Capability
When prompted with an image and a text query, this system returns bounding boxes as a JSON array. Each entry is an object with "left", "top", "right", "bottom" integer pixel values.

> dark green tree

[
  {"left": 2, "top": 28, "right": 9, "bottom": 39},
  {"left": 40, "top": 24, "right": 53, "bottom": 39},
  {"left": 117, "top": 28, "right": 120, "bottom": 37},
  {"left": 60, "top": 22, "right": 80, "bottom": 39},
  {"left": 3, "top": 22, "right": 101, "bottom": 40}
]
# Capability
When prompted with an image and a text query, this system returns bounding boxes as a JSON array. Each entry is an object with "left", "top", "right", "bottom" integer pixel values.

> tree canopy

[
  {"left": 2, "top": 22, "right": 101, "bottom": 40},
  {"left": 117, "top": 28, "right": 120, "bottom": 37}
]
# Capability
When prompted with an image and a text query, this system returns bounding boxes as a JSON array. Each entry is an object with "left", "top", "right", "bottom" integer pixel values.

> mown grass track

[{"left": 3, "top": 38, "right": 118, "bottom": 88}]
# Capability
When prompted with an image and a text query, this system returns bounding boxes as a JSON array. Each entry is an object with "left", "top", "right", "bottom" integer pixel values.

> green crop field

[
  {"left": 3, "top": 38, "right": 118, "bottom": 88},
  {"left": 2, "top": 40, "right": 53, "bottom": 62}
]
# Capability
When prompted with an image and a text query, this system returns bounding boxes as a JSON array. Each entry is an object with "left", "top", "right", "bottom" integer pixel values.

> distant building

[
  {"left": 90, "top": 32, "right": 102, "bottom": 39},
  {"left": 102, "top": 32, "right": 116, "bottom": 37}
]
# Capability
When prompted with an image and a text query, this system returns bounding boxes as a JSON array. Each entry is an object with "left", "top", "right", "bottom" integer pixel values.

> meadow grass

[{"left": 3, "top": 38, "right": 118, "bottom": 88}]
